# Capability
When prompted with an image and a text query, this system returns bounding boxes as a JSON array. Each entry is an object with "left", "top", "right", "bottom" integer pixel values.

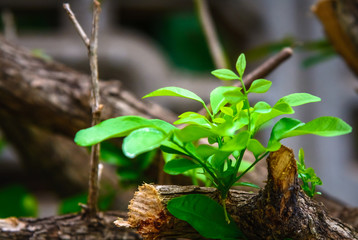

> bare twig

[
  {"left": 195, "top": 0, "right": 227, "bottom": 69},
  {"left": 198, "top": 47, "right": 293, "bottom": 115},
  {"left": 63, "top": 0, "right": 102, "bottom": 218},
  {"left": 1, "top": 9, "right": 17, "bottom": 41},
  {"left": 63, "top": 3, "right": 90, "bottom": 48}
]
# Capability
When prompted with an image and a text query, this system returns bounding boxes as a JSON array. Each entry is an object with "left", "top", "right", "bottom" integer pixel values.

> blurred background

[{"left": 0, "top": 0, "right": 357, "bottom": 219}]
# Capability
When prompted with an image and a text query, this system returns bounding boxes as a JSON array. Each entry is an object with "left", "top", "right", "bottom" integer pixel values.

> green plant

[
  {"left": 74, "top": 53, "right": 351, "bottom": 239},
  {"left": 296, "top": 148, "right": 322, "bottom": 198}
]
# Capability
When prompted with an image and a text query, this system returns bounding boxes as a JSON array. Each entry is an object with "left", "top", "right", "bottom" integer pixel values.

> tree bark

[
  {"left": 116, "top": 146, "right": 358, "bottom": 239},
  {"left": 0, "top": 211, "right": 140, "bottom": 240}
]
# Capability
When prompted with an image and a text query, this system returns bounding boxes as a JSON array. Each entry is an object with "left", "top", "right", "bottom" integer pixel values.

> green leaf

[
  {"left": 252, "top": 102, "right": 294, "bottom": 133},
  {"left": 196, "top": 145, "right": 218, "bottom": 160},
  {"left": 223, "top": 88, "right": 245, "bottom": 104},
  {"left": 269, "top": 117, "right": 305, "bottom": 141},
  {"left": 281, "top": 116, "right": 352, "bottom": 138},
  {"left": 220, "top": 131, "right": 250, "bottom": 152},
  {"left": 277, "top": 93, "right": 321, "bottom": 107},
  {"left": 211, "top": 69, "right": 239, "bottom": 81},
  {"left": 174, "top": 112, "right": 212, "bottom": 128},
  {"left": 247, "top": 139, "right": 266, "bottom": 158},
  {"left": 160, "top": 140, "right": 189, "bottom": 156},
  {"left": 253, "top": 101, "right": 271, "bottom": 113},
  {"left": 123, "top": 128, "right": 166, "bottom": 158},
  {"left": 221, "top": 106, "right": 234, "bottom": 116},
  {"left": 248, "top": 79, "right": 272, "bottom": 93},
  {"left": 164, "top": 158, "right": 200, "bottom": 175},
  {"left": 210, "top": 86, "right": 242, "bottom": 115},
  {"left": 236, "top": 53, "right": 246, "bottom": 77},
  {"left": 143, "top": 86, "right": 206, "bottom": 108},
  {"left": 213, "top": 118, "right": 226, "bottom": 124},
  {"left": 176, "top": 125, "right": 216, "bottom": 142},
  {"left": 233, "top": 182, "right": 260, "bottom": 189},
  {"left": 238, "top": 160, "right": 254, "bottom": 173},
  {"left": 75, "top": 116, "right": 174, "bottom": 147},
  {"left": 167, "top": 195, "right": 243, "bottom": 239}
]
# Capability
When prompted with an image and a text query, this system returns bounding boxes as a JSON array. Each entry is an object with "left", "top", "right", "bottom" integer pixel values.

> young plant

[
  {"left": 296, "top": 148, "right": 322, "bottom": 198},
  {"left": 74, "top": 54, "right": 352, "bottom": 239}
]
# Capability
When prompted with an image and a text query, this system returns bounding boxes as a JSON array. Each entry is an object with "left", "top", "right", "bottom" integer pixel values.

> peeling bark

[{"left": 116, "top": 146, "right": 358, "bottom": 239}]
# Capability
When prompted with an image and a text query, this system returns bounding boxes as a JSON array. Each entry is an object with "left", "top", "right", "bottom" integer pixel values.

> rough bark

[
  {"left": 0, "top": 211, "right": 140, "bottom": 240},
  {"left": 116, "top": 146, "right": 358, "bottom": 239}
]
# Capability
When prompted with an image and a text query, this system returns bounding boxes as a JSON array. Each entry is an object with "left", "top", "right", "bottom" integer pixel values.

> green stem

[
  {"left": 235, "top": 151, "right": 269, "bottom": 183},
  {"left": 221, "top": 198, "right": 230, "bottom": 224}
]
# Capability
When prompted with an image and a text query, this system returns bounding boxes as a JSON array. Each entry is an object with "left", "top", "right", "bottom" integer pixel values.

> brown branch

[
  {"left": 63, "top": 3, "right": 90, "bottom": 47},
  {"left": 87, "top": 0, "right": 102, "bottom": 218},
  {"left": 198, "top": 47, "right": 293, "bottom": 115},
  {"left": 63, "top": 0, "right": 102, "bottom": 218},
  {"left": 195, "top": 0, "right": 227, "bottom": 69}
]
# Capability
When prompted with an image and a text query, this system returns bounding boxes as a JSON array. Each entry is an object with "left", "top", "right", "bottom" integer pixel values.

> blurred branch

[
  {"left": 195, "top": 0, "right": 227, "bottom": 69},
  {"left": 1, "top": 9, "right": 17, "bottom": 41}
]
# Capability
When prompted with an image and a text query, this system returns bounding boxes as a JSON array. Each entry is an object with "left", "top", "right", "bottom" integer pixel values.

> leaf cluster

[{"left": 74, "top": 53, "right": 352, "bottom": 240}]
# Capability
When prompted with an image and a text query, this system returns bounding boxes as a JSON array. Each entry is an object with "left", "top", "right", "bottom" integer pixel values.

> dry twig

[{"left": 63, "top": 0, "right": 102, "bottom": 218}]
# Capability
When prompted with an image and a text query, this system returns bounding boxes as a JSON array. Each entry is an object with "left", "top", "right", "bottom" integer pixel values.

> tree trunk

[{"left": 116, "top": 146, "right": 358, "bottom": 239}]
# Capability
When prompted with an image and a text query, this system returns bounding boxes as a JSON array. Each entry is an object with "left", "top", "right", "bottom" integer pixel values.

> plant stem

[{"left": 235, "top": 151, "right": 269, "bottom": 183}]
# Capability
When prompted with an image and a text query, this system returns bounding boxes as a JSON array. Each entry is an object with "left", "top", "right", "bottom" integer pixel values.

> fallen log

[
  {"left": 116, "top": 146, "right": 358, "bottom": 239},
  {"left": 0, "top": 211, "right": 140, "bottom": 240}
]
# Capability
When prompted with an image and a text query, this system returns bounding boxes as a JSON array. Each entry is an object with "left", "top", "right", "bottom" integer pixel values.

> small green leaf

[
  {"left": 196, "top": 145, "right": 218, "bottom": 160},
  {"left": 247, "top": 139, "right": 266, "bottom": 158},
  {"left": 236, "top": 53, "right": 246, "bottom": 77},
  {"left": 248, "top": 79, "right": 272, "bottom": 93},
  {"left": 233, "top": 182, "right": 260, "bottom": 189},
  {"left": 277, "top": 93, "right": 321, "bottom": 107},
  {"left": 143, "top": 87, "right": 206, "bottom": 108},
  {"left": 211, "top": 69, "right": 239, "bottom": 81},
  {"left": 174, "top": 112, "right": 212, "bottom": 128},
  {"left": 238, "top": 160, "right": 254, "bottom": 173},
  {"left": 281, "top": 116, "right": 352, "bottom": 138},
  {"left": 220, "top": 131, "right": 250, "bottom": 152},
  {"left": 253, "top": 101, "right": 271, "bottom": 113},
  {"left": 167, "top": 195, "right": 243, "bottom": 239},
  {"left": 210, "top": 86, "right": 242, "bottom": 115},
  {"left": 123, "top": 128, "right": 166, "bottom": 158},
  {"left": 164, "top": 158, "right": 200, "bottom": 175},
  {"left": 213, "top": 118, "right": 226, "bottom": 124},
  {"left": 221, "top": 106, "right": 234, "bottom": 116}
]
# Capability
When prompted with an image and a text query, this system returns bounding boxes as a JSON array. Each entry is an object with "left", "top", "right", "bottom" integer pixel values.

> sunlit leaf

[
  {"left": 210, "top": 86, "right": 241, "bottom": 115},
  {"left": 236, "top": 53, "right": 246, "bottom": 77},
  {"left": 211, "top": 69, "right": 239, "bottom": 81},
  {"left": 247, "top": 139, "right": 266, "bottom": 158},
  {"left": 247, "top": 79, "right": 272, "bottom": 93},
  {"left": 220, "top": 131, "right": 250, "bottom": 152},
  {"left": 143, "top": 86, "right": 206, "bottom": 108},
  {"left": 277, "top": 93, "right": 321, "bottom": 107},
  {"left": 123, "top": 128, "right": 166, "bottom": 158}
]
